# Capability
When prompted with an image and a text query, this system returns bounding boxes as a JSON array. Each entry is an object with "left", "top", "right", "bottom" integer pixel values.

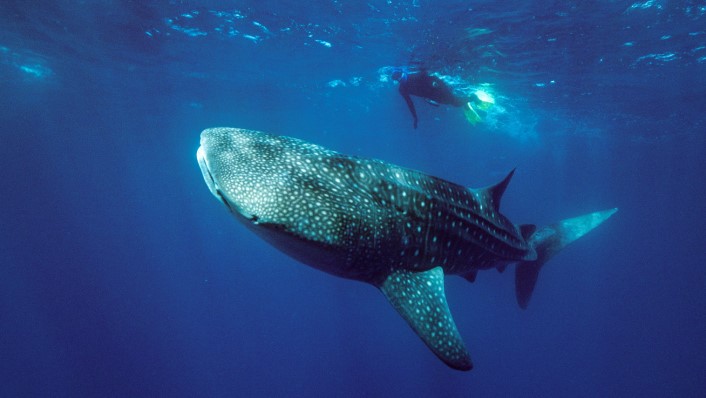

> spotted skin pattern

[
  {"left": 381, "top": 267, "right": 471, "bottom": 370},
  {"left": 197, "top": 127, "right": 617, "bottom": 371}
]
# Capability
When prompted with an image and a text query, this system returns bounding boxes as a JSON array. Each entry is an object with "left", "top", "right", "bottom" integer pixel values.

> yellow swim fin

[
  {"left": 474, "top": 89, "right": 495, "bottom": 111},
  {"left": 464, "top": 102, "right": 482, "bottom": 125}
]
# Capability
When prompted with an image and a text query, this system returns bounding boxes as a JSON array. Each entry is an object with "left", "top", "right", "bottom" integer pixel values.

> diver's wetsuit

[{"left": 398, "top": 72, "right": 469, "bottom": 128}]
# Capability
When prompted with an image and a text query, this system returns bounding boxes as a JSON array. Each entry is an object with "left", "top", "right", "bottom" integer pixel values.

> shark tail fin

[{"left": 515, "top": 208, "right": 618, "bottom": 309}]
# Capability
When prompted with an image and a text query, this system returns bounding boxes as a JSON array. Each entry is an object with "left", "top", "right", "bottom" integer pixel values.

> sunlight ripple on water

[{"left": 0, "top": 45, "right": 53, "bottom": 80}]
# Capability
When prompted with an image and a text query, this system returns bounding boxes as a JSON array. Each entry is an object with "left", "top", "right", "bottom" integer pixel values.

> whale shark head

[
  {"left": 197, "top": 127, "right": 299, "bottom": 223},
  {"left": 196, "top": 127, "right": 354, "bottom": 270}
]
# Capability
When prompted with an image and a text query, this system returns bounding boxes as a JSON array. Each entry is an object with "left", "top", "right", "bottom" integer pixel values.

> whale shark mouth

[
  {"left": 215, "top": 189, "right": 234, "bottom": 213},
  {"left": 196, "top": 146, "right": 217, "bottom": 193},
  {"left": 197, "top": 146, "right": 231, "bottom": 208},
  {"left": 197, "top": 144, "right": 258, "bottom": 223}
]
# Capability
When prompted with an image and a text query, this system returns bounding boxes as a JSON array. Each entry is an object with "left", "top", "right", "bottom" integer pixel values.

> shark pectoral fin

[{"left": 379, "top": 266, "right": 472, "bottom": 371}]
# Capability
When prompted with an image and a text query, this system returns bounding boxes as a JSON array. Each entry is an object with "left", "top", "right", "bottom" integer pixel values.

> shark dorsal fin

[
  {"left": 480, "top": 168, "right": 515, "bottom": 212},
  {"left": 379, "top": 267, "right": 472, "bottom": 371}
]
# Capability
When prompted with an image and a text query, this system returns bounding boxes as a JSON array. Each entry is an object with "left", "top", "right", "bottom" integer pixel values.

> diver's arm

[{"left": 400, "top": 91, "right": 418, "bottom": 129}]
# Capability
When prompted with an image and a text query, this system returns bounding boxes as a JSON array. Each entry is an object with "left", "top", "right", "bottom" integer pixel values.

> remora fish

[{"left": 196, "top": 127, "right": 617, "bottom": 371}]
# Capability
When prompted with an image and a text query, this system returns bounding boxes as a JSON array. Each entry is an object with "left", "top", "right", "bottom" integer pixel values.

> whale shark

[{"left": 196, "top": 127, "right": 617, "bottom": 371}]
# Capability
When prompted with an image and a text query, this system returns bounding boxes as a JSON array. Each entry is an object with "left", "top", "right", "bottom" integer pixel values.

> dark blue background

[{"left": 1, "top": 1, "right": 705, "bottom": 397}]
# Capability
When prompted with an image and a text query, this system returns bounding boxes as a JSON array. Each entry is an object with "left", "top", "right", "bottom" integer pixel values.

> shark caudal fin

[{"left": 515, "top": 208, "right": 618, "bottom": 309}]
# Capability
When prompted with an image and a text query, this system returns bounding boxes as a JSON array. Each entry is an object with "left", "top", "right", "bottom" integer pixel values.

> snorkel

[{"left": 391, "top": 67, "right": 408, "bottom": 83}]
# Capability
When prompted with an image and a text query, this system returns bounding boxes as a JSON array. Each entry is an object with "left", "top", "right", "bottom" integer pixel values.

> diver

[{"left": 390, "top": 68, "right": 493, "bottom": 129}]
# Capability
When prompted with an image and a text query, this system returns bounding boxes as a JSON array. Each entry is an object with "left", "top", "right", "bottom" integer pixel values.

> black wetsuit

[{"left": 398, "top": 72, "right": 468, "bottom": 129}]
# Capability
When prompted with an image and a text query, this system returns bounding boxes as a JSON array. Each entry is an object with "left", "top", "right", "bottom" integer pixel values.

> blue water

[{"left": 2, "top": 1, "right": 705, "bottom": 396}]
